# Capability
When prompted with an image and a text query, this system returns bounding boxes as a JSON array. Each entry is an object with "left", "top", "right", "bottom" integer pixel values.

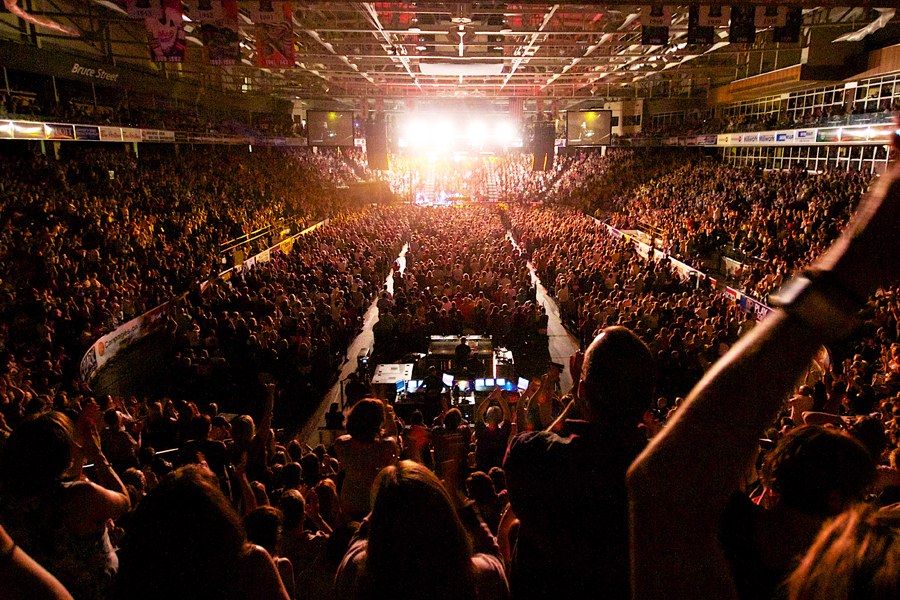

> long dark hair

[
  {"left": 115, "top": 465, "right": 247, "bottom": 600},
  {"left": 0, "top": 411, "right": 75, "bottom": 496},
  {"left": 361, "top": 461, "right": 476, "bottom": 600}
]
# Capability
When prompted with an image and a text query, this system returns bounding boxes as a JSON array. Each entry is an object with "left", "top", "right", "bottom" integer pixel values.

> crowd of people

[
  {"left": 5, "top": 128, "right": 900, "bottom": 600},
  {"left": 0, "top": 143, "right": 359, "bottom": 430},
  {"left": 372, "top": 206, "right": 549, "bottom": 377},
  {"left": 607, "top": 159, "right": 874, "bottom": 301}
]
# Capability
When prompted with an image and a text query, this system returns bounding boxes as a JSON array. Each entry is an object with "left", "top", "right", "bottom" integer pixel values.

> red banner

[{"left": 254, "top": 1, "right": 294, "bottom": 68}]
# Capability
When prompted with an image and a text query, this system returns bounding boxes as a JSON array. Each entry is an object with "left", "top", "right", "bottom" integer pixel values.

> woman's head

[
  {"left": 116, "top": 465, "right": 247, "bottom": 600},
  {"left": 345, "top": 399, "right": 384, "bottom": 441},
  {"left": 788, "top": 504, "right": 900, "bottom": 600},
  {"left": 761, "top": 425, "right": 875, "bottom": 517},
  {"left": 0, "top": 411, "right": 74, "bottom": 494},
  {"left": 364, "top": 461, "right": 475, "bottom": 600}
]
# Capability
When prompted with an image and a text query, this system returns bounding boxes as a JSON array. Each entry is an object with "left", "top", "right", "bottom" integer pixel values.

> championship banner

[
  {"left": 197, "top": 0, "right": 240, "bottom": 65},
  {"left": 640, "top": 5, "right": 671, "bottom": 46},
  {"left": 125, "top": 0, "right": 157, "bottom": 19},
  {"left": 687, "top": 5, "right": 714, "bottom": 45},
  {"left": 698, "top": 5, "right": 730, "bottom": 26},
  {"left": 145, "top": 0, "right": 186, "bottom": 62},
  {"left": 729, "top": 6, "right": 756, "bottom": 44},
  {"left": 254, "top": 1, "right": 294, "bottom": 68},
  {"left": 754, "top": 5, "right": 788, "bottom": 27},
  {"left": 773, "top": 7, "right": 802, "bottom": 44}
]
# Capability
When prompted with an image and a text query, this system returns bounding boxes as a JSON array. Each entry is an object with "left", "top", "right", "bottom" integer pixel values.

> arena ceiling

[{"left": 2, "top": 1, "right": 899, "bottom": 112}]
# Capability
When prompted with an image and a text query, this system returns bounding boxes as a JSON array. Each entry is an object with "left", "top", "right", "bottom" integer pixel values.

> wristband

[{"left": 769, "top": 270, "right": 864, "bottom": 340}]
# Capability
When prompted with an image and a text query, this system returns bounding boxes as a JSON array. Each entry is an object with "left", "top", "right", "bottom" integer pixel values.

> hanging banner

[
  {"left": 698, "top": 5, "right": 730, "bottom": 26},
  {"left": 145, "top": 0, "right": 187, "bottom": 62},
  {"left": 687, "top": 5, "right": 715, "bottom": 45},
  {"left": 755, "top": 5, "right": 788, "bottom": 27},
  {"left": 640, "top": 5, "right": 672, "bottom": 26},
  {"left": 254, "top": 1, "right": 294, "bottom": 67},
  {"left": 125, "top": 0, "right": 157, "bottom": 19},
  {"left": 730, "top": 6, "right": 756, "bottom": 44},
  {"left": 198, "top": 0, "right": 240, "bottom": 65},
  {"left": 773, "top": 7, "right": 803, "bottom": 44}
]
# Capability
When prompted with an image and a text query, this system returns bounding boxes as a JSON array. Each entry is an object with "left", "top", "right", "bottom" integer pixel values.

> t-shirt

[{"left": 503, "top": 421, "right": 643, "bottom": 600}]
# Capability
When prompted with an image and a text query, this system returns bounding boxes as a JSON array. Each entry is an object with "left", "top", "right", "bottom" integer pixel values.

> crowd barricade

[
  {"left": 81, "top": 218, "right": 329, "bottom": 383},
  {"left": 599, "top": 222, "right": 718, "bottom": 289}
]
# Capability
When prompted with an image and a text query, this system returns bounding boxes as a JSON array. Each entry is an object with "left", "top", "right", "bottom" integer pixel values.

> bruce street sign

[{"left": 71, "top": 63, "right": 119, "bottom": 83}]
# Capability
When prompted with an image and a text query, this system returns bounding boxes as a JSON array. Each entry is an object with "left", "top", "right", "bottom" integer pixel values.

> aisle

[
  {"left": 508, "top": 232, "right": 581, "bottom": 393},
  {"left": 299, "top": 244, "right": 408, "bottom": 446}
]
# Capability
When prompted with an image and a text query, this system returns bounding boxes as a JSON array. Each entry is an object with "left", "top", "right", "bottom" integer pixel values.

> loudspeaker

[
  {"left": 532, "top": 122, "right": 555, "bottom": 172},
  {"left": 366, "top": 118, "right": 389, "bottom": 171}
]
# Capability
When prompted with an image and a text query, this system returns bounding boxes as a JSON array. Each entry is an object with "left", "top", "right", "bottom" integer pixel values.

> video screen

[
  {"left": 396, "top": 380, "right": 405, "bottom": 394},
  {"left": 441, "top": 373, "right": 454, "bottom": 387},
  {"left": 485, "top": 378, "right": 495, "bottom": 389},
  {"left": 307, "top": 110, "right": 354, "bottom": 146},
  {"left": 517, "top": 377, "right": 529, "bottom": 391},
  {"left": 475, "top": 378, "right": 486, "bottom": 391},
  {"left": 567, "top": 110, "right": 612, "bottom": 146},
  {"left": 456, "top": 380, "right": 472, "bottom": 392},
  {"left": 407, "top": 380, "right": 423, "bottom": 393}
]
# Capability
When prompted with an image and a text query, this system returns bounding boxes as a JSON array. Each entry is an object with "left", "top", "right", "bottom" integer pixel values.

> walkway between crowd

[
  {"left": 506, "top": 232, "right": 580, "bottom": 393},
  {"left": 299, "top": 243, "right": 409, "bottom": 447}
]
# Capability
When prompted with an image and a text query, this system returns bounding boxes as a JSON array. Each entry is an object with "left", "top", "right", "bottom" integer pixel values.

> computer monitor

[
  {"left": 441, "top": 373, "right": 454, "bottom": 387},
  {"left": 496, "top": 378, "right": 506, "bottom": 389},
  {"left": 407, "top": 380, "right": 422, "bottom": 393},
  {"left": 485, "top": 378, "right": 495, "bottom": 388},
  {"left": 456, "top": 380, "right": 471, "bottom": 392},
  {"left": 474, "top": 378, "right": 486, "bottom": 391},
  {"left": 517, "top": 377, "right": 529, "bottom": 391}
]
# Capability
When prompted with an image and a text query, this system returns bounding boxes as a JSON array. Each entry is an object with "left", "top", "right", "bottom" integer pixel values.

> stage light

[
  {"left": 496, "top": 122, "right": 515, "bottom": 142},
  {"left": 467, "top": 121, "right": 487, "bottom": 141}
]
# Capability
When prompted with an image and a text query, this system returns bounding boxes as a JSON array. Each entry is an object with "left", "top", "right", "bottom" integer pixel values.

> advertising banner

[
  {"left": 45, "top": 123, "right": 75, "bottom": 140},
  {"left": 122, "top": 128, "right": 142, "bottom": 142},
  {"left": 13, "top": 121, "right": 46, "bottom": 139},
  {"left": 99, "top": 126, "right": 123, "bottom": 141},
  {"left": 145, "top": 0, "right": 186, "bottom": 62},
  {"left": 816, "top": 128, "right": 840, "bottom": 143},
  {"left": 74, "top": 125, "right": 101, "bottom": 141},
  {"left": 775, "top": 131, "right": 794, "bottom": 143},
  {"left": 840, "top": 127, "right": 868, "bottom": 142},
  {"left": 795, "top": 129, "right": 816, "bottom": 143}
]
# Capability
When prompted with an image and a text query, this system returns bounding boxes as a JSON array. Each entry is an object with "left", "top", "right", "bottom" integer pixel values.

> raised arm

[{"left": 628, "top": 153, "right": 900, "bottom": 600}]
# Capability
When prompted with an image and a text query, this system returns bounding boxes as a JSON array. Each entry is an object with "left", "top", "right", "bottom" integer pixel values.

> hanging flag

[
  {"left": 641, "top": 5, "right": 671, "bottom": 45},
  {"left": 687, "top": 5, "right": 715, "bottom": 45},
  {"left": 197, "top": 0, "right": 240, "bottom": 65},
  {"left": 254, "top": 1, "right": 294, "bottom": 68},
  {"left": 729, "top": 6, "right": 756, "bottom": 44},
  {"left": 773, "top": 7, "right": 803, "bottom": 44},
  {"left": 145, "top": 0, "right": 186, "bottom": 62}
]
